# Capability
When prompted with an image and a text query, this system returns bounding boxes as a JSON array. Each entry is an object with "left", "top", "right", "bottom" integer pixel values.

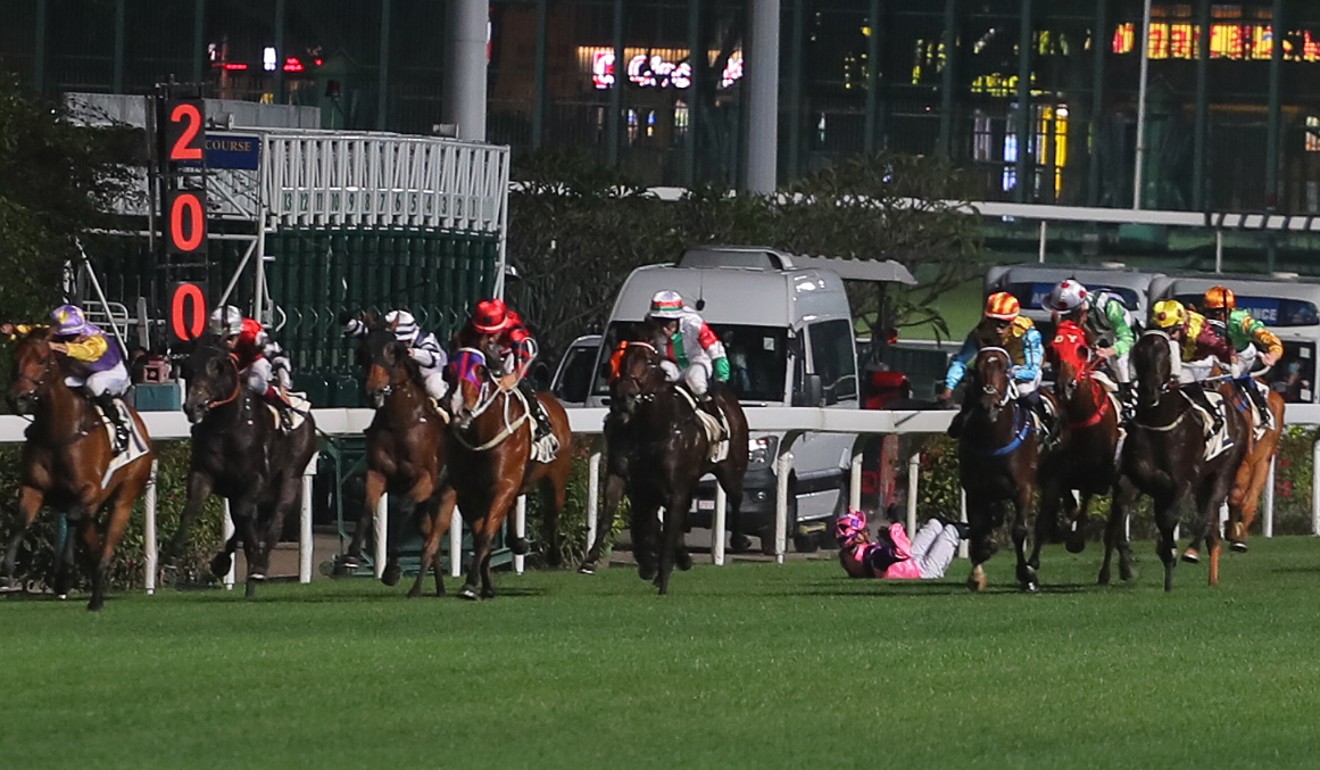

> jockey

[
  {"left": 941, "top": 292, "right": 1045, "bottom": 439},
  {"left": 342, "top": 309, "right": 449, "bottom": 402},
  {"left": 209, "top": 305, "right": 295, "bottom": 429},
  {"left": 47, "top": 305, "right": 131, "bottom": 452},
  {"left": 1150, "top": 299, "right": 1237, "bottom": 437},
  {"left": 457, "top": 298, "right": 553, "bottom": 441},
  {"left": 1046, "top": 279, "right": 1136, "bottom": 413},
  {"left": 1201, "top": 286, "right": 1281, "bottom": 429},
  {"left": 646, "top": 290, "right": 731, "bottom": 407}
]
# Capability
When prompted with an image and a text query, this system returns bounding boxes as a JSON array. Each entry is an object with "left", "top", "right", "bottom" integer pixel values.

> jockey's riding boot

[
  {"left": 1117, "top": 382, "right": 1136, "bottom": 421},
  {"left": 262, "top": 389, "right": 294, "bottom": 431},
  {"left": 93, "top": 392, "right": 129, "bottom": 453},
  {"left": 1190, "top": 386, "right": 1225, "bottom": 437},
  {"left": 696, "top": 391, "right": 727, "bottom": 437},
  {"left": 1241, "top": 377, "right": 1273, "bottom": 429},
  {"left": 518, "top": 379, "right": 552, "bottom": 439}
]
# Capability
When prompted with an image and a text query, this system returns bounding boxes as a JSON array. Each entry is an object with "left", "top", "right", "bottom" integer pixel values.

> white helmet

[
  {"left": 1047, "top": 279, "right": 1090, "bottom": 313},
  {"left": 384, "top": 309, "right": 419, "bottom": 344},
  {"left": 648, "top": 290, "right": 685, "bottom": 320},
  {"left": 209, "top": 305, "right": 243, "bottom": 337}
]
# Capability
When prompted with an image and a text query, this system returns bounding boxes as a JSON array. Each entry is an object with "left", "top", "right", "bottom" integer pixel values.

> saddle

[
  {"left": 94, "top": 398, "right": 149, "bottom": 488},
  {"left": 266, "top": 391, "right": 311, "bottom": 432},
  {"left": 674, "top": 387, "right": 729, "bottom": 463},
  {"left": 1185, "top": 390, "right": 1233, "bottom": 461}
]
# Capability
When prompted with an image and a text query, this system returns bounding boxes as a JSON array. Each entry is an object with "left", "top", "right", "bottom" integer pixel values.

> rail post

[
  {"left": 222, "top": 499, "right": 236, "bottom": 590},
  {"left": 586, "top": 450, "right": 601, "bottom": 551},
  {"left": 713, "top": 483, "right": 727, "bottom": 566},
  {"left": 449, "top": 506, "right": 463, "bottom": 578},
  {"left": 299, "top": 452, "right": 318, "bottom": 584},
  {"left": 374, "top": 493, "right": 388, "bottom": 579},
  {"left": 144, "top": 459, "right": 159, "bottom": 595},
  {"left": 906, "top": 451, "right": 920, "bottom": 538},
  {"left": 1264, "top": 455, "right": 1276, "bottom": 538},
  {"left": 514, "top": 495, "right": 526, "bottom": 575},
  {"left": 849, "top": 447, "right": 863, "bottom": 512}
]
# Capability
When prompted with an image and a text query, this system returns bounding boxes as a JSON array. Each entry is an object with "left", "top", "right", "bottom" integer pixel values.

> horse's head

[
  {"left": 180, "top": 334, "right": 241, "bottom": 424},
  {"left": 358, "top": 322, "right": 417, "bottom": 408},
  {"left": 1132, "top": 330, "right": 1174, "bottom": 410},
  {"left": 1047, "top": 320, "right": 1092, "bottom": 401},
  {"left": 610, "top": 340, "right": 666, "bottom": 418},
  {"left": 970, "top": 347, "right": 1014, "bottom": 422},
  {"left": 8, "top": 327, "right": 57, "bottom": 415},
  {"left": 446, "top": 347, "right": 494, "bottom": 428}
]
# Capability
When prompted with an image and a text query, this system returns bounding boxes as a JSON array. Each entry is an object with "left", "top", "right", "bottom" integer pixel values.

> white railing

[{"left": 2, "top": 404, "right": 1317, "bottom": 592}]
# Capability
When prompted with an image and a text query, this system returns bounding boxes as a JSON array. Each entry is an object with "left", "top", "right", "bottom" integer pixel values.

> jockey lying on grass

[
  {"left": 835, "top": 508, "right": 965, "bottom": 580},
  {"left": 343, "top": 309, "right": 450, "bottom": 403},
  {"left": 209, "top": 305, "right": 296, "bottom": 430},
  {"left": 1202, "top": 285, "right": 1281, "bottom": 430},
  {"left": 942, "top": 292, "right": 1046, "bottom": 438}
]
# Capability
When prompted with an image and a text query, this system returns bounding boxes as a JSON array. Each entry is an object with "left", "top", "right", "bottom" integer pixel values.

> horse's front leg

[
  {"left": 408, "top": 487, "right": 449, "bottom": 599},
  {"left": 1154, "top": 492, "right": 1180, "bottom": 592},
  {"left": 1201, "top": 470, "right": 1238, "bottom": 588},
  {"left": 342, "top": 468, "right": 385, "bottom": 570},
  {"left": 657, "top": 490, "right": 692, "bottom": 596},
  {"left": 53, "top": 508, "right": 84, "bottom": 600},
  {"left": 1100, "top": 477, "right": 1137, "bottom": 585},
  {"left": 1012, "top": 485, "right": 1038, "bottom": 592},
  {"left": 965, "top": 495, "right": 993, "bottom": 593},
  {"left": 581, "top": 471, "right": 624, "bottom": 574},
  {"left": 165, "top": 471, "right": 213, "bottom": 564},
  {"left": 231, "top": 499, "right": 264, "bottom": 598},
  {"left": 3, "top": 485, "right": 45, "bottom": 583},
  {"left": 1064, "top": 490, "right": 1089, "bottom": 554}
]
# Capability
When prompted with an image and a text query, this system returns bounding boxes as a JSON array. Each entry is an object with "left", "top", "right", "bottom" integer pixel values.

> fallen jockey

[
  {"left": 941, "top": 292, "right": 1049, "bottom": 438},
  {"left": 457, "top": 298, "right": 557, "bottom": 456},
  {"left": 1201, "top": 285, "right": 1280, "bottom": 431},
  {"left": 210, "top": 305, "right": 297, "bottom": 430}
]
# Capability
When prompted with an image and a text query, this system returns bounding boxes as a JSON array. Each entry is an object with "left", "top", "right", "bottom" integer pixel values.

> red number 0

[
  {"left": 170, "top": 193, "right": 205, "bottom": 252},
  {"left": 170, "top": 283, "right": 207, "bottom": 341},
  {"left": 170, "top": 103, "right": 203, "bottom": 161}
]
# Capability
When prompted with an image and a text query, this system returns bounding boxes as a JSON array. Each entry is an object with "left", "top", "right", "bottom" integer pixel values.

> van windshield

[{"left": 595, "top": 322, "right": 789, "bottom": 403}]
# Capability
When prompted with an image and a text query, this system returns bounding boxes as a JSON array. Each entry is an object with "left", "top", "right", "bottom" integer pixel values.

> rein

[
  {"left": 450, "top": 347, "right": 531, "bottom": 452},
  {"left": 969, "top": 347, "right": 1032, "bottom": 457},
  {"left": 985, "top": 402, "right": 1034, "bottom": 457}
]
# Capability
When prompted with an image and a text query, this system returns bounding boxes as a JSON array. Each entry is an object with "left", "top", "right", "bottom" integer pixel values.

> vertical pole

[
  {"left": 1192, "top": 0, "right": 1210, "bottom": 210},
  {"left": 193, "top": 0, "right": 206, "bottom": 84},
  {"left": 1311, "top": 437, "right": 1320, "bottom": 535},
  {"left": 377, "top": 0, "right": 392, "bottom": 130},
  {"left": 864, "top": 0, "right": 881, "bottom": 154},
  {"left": 685, "top": 0, "right": 702, "bottom": 185},
  {"left": 1215, "top": 229, "right": 1223, "bottom": 272},
  {"left": 746, "top": 0, "right": 782, "bottom": 193},
  {"left": 113, "top": 0, "right": 126, "bottom": 93},
  {"left": 514, "top": 496, "right": 526, "bottom": 575},
  {"left": 608, "top": 0, "right": 624, "bottom": 166},
  {"left": 775, "top": 447, "right": 793, "bottom": 563},
  {"left": 449, "top": 507, "right": 463, "bottom": 578},
  {"left": 1038, "top": 221, "right": 1048, "bottom": 263},
  {"left": 1133, "top": 0, "right": 1153, "bottom": 209},
  {"left": 906, "top": 452, "right": 920, "bottom": 537},
  {"left": 1264, "top": 455, "right": 1276, "bottom": 538},
  {"left": 373, "top": 493, "right": 388, "bottom": 579},
  {"left": 586, "top": 451, "right": 601, "bottom": 551},
  {"left": 532, "top": 0, "right": 548, "bottom": 149},
  {"left": 786, "top": 0, "right": 805, "bottom": 178},
  {"left": 273, "top": 0, "right": 286, "bottom": 103},
  {"left": 958, "top": 487, "right": 968, "bottom": 560},
  {"left": 1265, "top": 0, "right": 1284, "bottom": 210},
  {"left": 713, "top": 484, "right": 728, "bottom": 566},
  {"left": 446, "top": 0, "right": 489, "bottom": 141},
  {"left": 1086, "top": 0, "right": 1106, "bottom": 206},
  {"left": 1014, "top": 0, "right": 1033, "bottom": 203},
  {"left": 849, "top": 449, "right": 864, "bottom": 511},
  {"left": 299, "top": 453, "right": 317, "bottom": 584},
  {"left": 144, "top": 460, "right": 159, "bottom": 595},
  {"left": 33, "top": 0, "right": 47, "bottom": 93},
  {"left": 222, "top": 499, "right": 236, "bottom": 589},
  {"left": 936, "top": 0, "right": 957, "bottom": 157}
]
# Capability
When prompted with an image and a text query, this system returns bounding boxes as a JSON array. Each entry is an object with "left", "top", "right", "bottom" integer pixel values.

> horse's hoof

[
  {"left": 249, "top": 571, "right": 266, "bottom": 582},
  {"left": 967, "top": 575, "right": 988, "bottom": 593},
  {"left": 244, "top": 581, "right": 258, "bottom": 599},
  {"left": 1065, "top": 536, "right": 1086, "bottom": 555},
  {"left": 729, "top": 534, "right": 754, "bottom": 554},
  {"left": 480, "top": 588, "right": 495, "bottom": 600},
  {"left": 1180, "top": 549, "right": 1201, "bottom": 564},
  {"left": 1022, "top": 581, "right": 1039, "bottom": 593},
  {"left": 1229, "top": 541, "right": 1249, "bottom": 554},
  {"left": 457, "top": 586, "right": 479, "bottom": 601},
  {"left": 57, "top": 593, "right": 69, "bottom": 601},
  {"left": 406, "top": 586, "right": 421, "bottom": 599},
  {"left": 339, "top": 554, "right": 360, "bottom": 570},
  {"left": 509, "top": 537, "right": 530, "bottom": 556},
  {"left": 1097, "top": 570, "right": 1111, "bottom": 586},
  {"left": 210, "top": 553, "right": 233, "bottom": 577},
  {"left": 675, "top": 551, "right": 693, "bottom": 572},
  {"left": 381, "top": 564, "right": 402, "bottom": 587},
  {"left": 578, "top": 563, "right": 597, "bottom": 575},
  {"left": 638, "top": 564, "right": 658, "bottom": 582}
]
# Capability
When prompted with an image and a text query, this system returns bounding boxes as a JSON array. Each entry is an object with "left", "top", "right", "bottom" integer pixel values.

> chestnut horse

[
  {"left": 957, "top": 347, "right": 1041, "bottom": 592},
  {"left": 169, "top": 335, "right": 317, "bottom": 597},
  {"left": 1036, "top": 320, "right": 1129, "bottom": 584},
  {"left": 434, "top": 347, "right": 572, "bottom": 600},
  {"left": 5, "top": 328, "right": 154, "bottom": 611},
  {"left": 1111, "top": 330, "right": 1248, "bottom": 590},
  {"left": 580, "top": 338, "right": 751, "bottom": 574},
  {"left": 340, "top": 322, "right": 457, "bottom": 590}
]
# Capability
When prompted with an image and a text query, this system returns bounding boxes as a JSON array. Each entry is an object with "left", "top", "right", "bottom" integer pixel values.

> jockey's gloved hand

[{"left": 338, "top": 310, "right": 355, "bottom": 326}]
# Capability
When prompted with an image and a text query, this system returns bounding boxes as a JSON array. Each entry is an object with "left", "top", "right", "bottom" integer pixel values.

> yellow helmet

[{"left": 1151, "top": 299, "right": 1187, "bottom": 330}]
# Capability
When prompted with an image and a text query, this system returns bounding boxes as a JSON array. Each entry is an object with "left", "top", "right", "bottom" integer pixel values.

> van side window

[{"left": 808, "top": 319, "right": 858, "bottom": 404}]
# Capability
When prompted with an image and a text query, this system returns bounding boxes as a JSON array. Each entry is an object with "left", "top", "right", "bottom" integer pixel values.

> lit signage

[{"left": 590, "top": 51, "right": 744, "bottom": 90}]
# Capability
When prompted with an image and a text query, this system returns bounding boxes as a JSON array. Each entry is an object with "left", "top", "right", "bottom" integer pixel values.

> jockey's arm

[
  {"left": 61, "top": 333, "right": 109, "bottom": 362},
  {"left": 1243, "top": 314, "right": 1284, "bottom": 360},
  {"left": 696, "top": 321, "right": 731, "bottom": 382},
  {"left": 1105, "top": 300, "right": 1135, "bottom": 356},
  {"left": 1012, "top": 327, "right": 1044, "bottom": 384},
  {"left": 341, "top": 314, "right": 368, "bottom": 338},
  {"left": 264, "top": 339, "right": 294, "bottom": 390},
  {"left": 943, "top": 336, "right": 978, "bottom": 392},
  {"left": 409, "top": 335, "right": 447, "bottom": 370}
]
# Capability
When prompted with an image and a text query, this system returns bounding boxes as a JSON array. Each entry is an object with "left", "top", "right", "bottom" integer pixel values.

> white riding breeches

[
  {"left": 1181, "top": 356, "right": 1218, "bottom": 384},
  {"left": 1015, "top": 371, "right": 1040, "bottom": 396},
  {"left": 1112, "top": 355, "right": 1131, "bottom": 384},
  {"left": 662, "top": 359, "right": 712, "bottom": 397},
  {"left": 65, "top": 363, "right": 131, "bottom": 397},
  {"left": 1231, "top": 344, "right": 1258, "bottom": 378},
  {"left": 911, "top": 519, "right": 962, "bottom": 580},
  {"left": 423, "top": 371, "right": 449, "bottom": 401}
]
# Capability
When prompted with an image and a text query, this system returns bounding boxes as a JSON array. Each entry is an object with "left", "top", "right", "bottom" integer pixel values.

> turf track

[{"left": 3, "top": 536, "right": 1320, "bottom": 769}]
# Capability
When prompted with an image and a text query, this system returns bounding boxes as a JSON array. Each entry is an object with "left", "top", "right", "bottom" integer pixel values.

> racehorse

[
  {"left": 1036, "top": 321, "right": 1129, "bottom": 584},
  {"left": 167, "top": 334, "right": 317, "bottom": 597},
  {"left": 4, "top": 328, "right": 154, "bottom": 611},
  {"left": 340, "top": 321, "right": 455, "bottom": 589},
  {"left": 609, "top": 341, "right": 750, "bottom": 594},
  {"left": 1109, "top": 330, "right": 1248, "bottom": 590},
  {"left": 436, "top": 346, "right": 572, "bottom": 600},
  {"left": 957, "top": 347, "right": 1040, "bottom": 592},
  {"left": 579, "top": 338, "right": 751, "bottom": 574}
]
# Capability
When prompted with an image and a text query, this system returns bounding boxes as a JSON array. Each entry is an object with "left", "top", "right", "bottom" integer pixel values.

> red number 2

[{"left": 170, "top": 103, "right": 203, "bottom": 161}]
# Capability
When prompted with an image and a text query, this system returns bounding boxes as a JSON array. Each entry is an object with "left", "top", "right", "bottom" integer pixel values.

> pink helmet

[{"left": 833, "top": 509, "right": 868, "bottom": 548}]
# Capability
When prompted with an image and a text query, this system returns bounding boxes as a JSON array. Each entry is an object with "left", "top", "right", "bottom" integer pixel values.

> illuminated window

[
  {"left": 1306, "top": 116, "right": 1320, "bottom": 153},
  {"left": 972, "top": 111, "right": 994, "bottom": 162},
  {"left": 674, "top": 100, "right": 689, "bottom": 139},
  {"left": 1113, "top": 23, "right": 1134, "bottom": 54}
]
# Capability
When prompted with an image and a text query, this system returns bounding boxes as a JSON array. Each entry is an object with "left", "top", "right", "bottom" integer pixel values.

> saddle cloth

[
  {"left": 265, "top": 391, "right": 311, "bottom": 432},
  {"left": 675, "top": 387, "right": 729, "bottom": 463},
  {"left": 514, "top": 389, "right": 560, "bottom": 464},
  {"left": 99, "top": 399, "right": 150, "bottom": 489},
  {"left": 1187, "top": 391, "right": 1233, "bottom": 462}
]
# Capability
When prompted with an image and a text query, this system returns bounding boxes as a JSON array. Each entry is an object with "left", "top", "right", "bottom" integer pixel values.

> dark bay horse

[
  {"left": 342, "top": 323, "right": 455, "bottom": 590},
  {"left": 167, "top": 334, "right": 317, "bottom": 597},
  {"left": 5, "top": 328, "right": 154, "bottom": 610},
  {"left": 434, "top": 347, "right": 573, "bottom": 600},
  {"left": 1036, "top": 320, "right": 1129, "bottom": 584},
  {"left": 610, "top": 341, "right": 750, "bottom": 594},
  {"left": 580, "top": 339, "right": 751, "bottom": 574},
  {"left": 957, "top": 347, "right": 1040, "bottom": 592},
  {"left": 1111, "top": 330, "right": 1248, "bottom": 590}
]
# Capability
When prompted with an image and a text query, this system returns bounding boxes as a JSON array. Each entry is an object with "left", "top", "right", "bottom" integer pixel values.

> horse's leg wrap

[{"left": 93, "top": 392, "right": 129, "bottom": 451}]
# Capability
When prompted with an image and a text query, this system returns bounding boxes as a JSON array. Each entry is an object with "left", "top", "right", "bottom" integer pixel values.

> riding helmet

[
  {"left": 473, "top": 299, "right": 512, "bottom": 334},
  {"left": 1151, "top": 299, "right": 1187, "bottom": 329},
  {"left": 1047, "top": 280, "right": 1089, "bottom": 312},
  {"left": 1202, "top": 286, "right": 1236, "bottom": 312},
  {"left": 983, "top": 292, "right": 1021, "bottom": 321},
  {"left": 649, "top": 290, "right": 686, "bottom": 320},
  {"left": 51, "top": 304, "right": 90, "bottom": 337}
]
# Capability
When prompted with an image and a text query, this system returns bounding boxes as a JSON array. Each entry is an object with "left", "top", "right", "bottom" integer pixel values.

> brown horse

[
  {"left": 343, "top": 322, "right": 457, "bottom": 591},
  {"left": 957, "top": 347, "right": 1040, "bottom": 592},
  {"left": 432, "top": 346, "right": 573, "bottom": 600},
  {"left": 5, "top": 328, "right": 154, "bottom": 611},
  {"left": 1036, "top": 320, "right": 1129, "bottom": 584},
  {"left": 580, "top": 338, "right": 751, "bottom": 574},
  {"left": 1111, "top": 330, "right": 1249, "bottom": 590}
]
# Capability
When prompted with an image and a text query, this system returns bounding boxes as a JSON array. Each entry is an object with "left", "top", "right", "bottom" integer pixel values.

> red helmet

[{"left": 472, "top": 299, "right": 512, "bottom": 334}]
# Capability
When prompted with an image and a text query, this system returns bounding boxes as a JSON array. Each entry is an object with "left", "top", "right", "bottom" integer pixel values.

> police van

[
  {"left": 984, "top": 263, "right": 1166, "bottom": 341},
  {"left": 591, "top": 246, "right": 915, "bottom": 552},
  {"left": 1149, "top": 273, "right": 1320, "bottom": 403}
]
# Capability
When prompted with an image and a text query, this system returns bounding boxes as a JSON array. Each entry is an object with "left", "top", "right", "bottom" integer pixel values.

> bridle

[
  {"left": 975, "top": 347, "right": 1017, "bottom": 411},
  {"left": 1131, "top": 328, "right": 1188, "bottom": 432},
  {"left": 614, "top": 341, "right": 662, "bottom": 406},
  {"left": 192, "top": 348, "right": 242, "bottom": 415}
]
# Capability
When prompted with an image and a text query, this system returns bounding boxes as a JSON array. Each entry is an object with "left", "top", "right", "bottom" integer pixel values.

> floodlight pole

[{"left": 1133, "top": 0, "right": 1153, "bottom": 209}]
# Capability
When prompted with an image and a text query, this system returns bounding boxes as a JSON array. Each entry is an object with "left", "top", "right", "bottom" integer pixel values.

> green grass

[{"left": 5, "top": 538, "right": 1320, "bottom": 769}]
